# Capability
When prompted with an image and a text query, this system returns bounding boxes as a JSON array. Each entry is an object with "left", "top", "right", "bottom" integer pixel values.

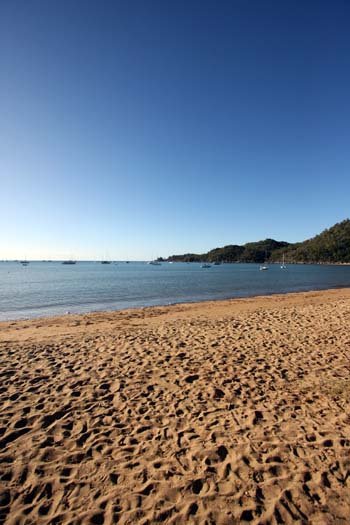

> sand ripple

[{"left": 1, "top": 290, "right": 350, "bottom": 524}]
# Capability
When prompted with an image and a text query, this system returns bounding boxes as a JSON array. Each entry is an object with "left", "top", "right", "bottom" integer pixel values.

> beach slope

[{"left": 1, "top": 289, "right": 350, "bottom": 524}]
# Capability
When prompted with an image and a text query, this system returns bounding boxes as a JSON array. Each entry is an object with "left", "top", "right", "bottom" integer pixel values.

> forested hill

[
  {"left": 270, "top": 219, "right": 350, "bottom": 263},
  {"left": 165, "top": 220, "right": 350, "bottom": 264}
]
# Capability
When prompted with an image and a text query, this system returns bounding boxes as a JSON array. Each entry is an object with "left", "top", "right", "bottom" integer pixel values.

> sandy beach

[{"left": 1, "top": 288, "right": 350, "bottom": 524}]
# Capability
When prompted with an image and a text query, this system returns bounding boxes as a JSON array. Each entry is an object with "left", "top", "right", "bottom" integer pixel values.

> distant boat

[
  {"left": 148, "top": 260, "right": 162, "bottom": 266},
  {"left": 213, "top": 261, "right": 221, "bottom": 265},
  {"left": 101, "top": 261, "right": 111, "bottom": 264},
  {"left": 280, "top": 254, "right": 287, "bottom": 269},
  {"left": 62, "top": 260, "right": 76, "bottom": 265},
  {"left": 260, "top": 250, "right": 269, "bottom": 271},
  {"left": 201, "top": 263, "right": 211, "bottom": 268},
  {"left": 20, "top": 260, "right": 29, "bottom": 266}
]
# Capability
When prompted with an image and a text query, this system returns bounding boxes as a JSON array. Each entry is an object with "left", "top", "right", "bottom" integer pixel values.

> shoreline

[
  {"left": 1, "top": 286, "right": 350, "bottom": 342},
  {"left": 2, "top": 283, "right": 350, "bottom": 327}
]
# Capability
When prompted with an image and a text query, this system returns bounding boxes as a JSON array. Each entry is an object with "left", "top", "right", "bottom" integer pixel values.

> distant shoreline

[
  {"left": 165, "top": 260, "right": 350, "bottom": 266},
  {"left": 1, "top": 260, "right": 350, "bottom": 265}
]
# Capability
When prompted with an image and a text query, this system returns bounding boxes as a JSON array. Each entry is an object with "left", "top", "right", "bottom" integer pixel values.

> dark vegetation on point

[{"left": 163, "top": 219, "right": 350, "bottom": 264}]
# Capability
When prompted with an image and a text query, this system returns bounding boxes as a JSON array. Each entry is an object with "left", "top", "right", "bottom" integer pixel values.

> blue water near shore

[{"left": 1, "top": 261, "right": 350, "bottom": 321}]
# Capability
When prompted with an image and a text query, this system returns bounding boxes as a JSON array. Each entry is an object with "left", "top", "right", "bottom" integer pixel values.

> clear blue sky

[{"left": 1, "top": 0, "right": 349, "bottom": 260}]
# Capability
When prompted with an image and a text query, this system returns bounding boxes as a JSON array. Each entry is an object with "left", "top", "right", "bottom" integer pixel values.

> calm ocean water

[{"left": 1, "top": 261, "right": 350, "bottom": 321}]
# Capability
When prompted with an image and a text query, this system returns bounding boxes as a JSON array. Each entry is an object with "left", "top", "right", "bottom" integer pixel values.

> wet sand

[{"left": 1, "top": 288, "right": 350, "bottom": 524}]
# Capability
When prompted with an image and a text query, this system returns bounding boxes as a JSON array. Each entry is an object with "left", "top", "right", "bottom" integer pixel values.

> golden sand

[{"left": 1, "top": 288, "right": 350, "bottom": 524}]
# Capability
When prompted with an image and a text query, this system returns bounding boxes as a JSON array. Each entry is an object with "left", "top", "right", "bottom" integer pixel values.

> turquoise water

[{"left": 1, "top": 261, "right": 350, "bottom": 321}]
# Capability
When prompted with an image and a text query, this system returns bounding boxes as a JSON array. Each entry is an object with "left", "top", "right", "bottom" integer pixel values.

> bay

[{"left": 1, "top": 261, "right": 350, "bottom": 320}]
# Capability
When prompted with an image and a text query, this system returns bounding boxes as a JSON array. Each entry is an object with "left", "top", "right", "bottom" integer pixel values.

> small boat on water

[
  {"left": 62, "top": 260, "right": 76, "bottom": 265},
  {"left": 20, "top": 260, "right": 29, "bottom": 266},
  {"left": 148, "top": 260, "right": 162, "bottom": 266},
  {"left": 101, "top": 261, "right": 111, "bottom": 264},
  {"left": 201, "top": 263, "right": 211, "bottom": 268},
  {"left": 280, "top": 254, "right": 287, "bottom": 269},
  {"left": 260, "top": 250, "right": 269, "bottom": 270}
]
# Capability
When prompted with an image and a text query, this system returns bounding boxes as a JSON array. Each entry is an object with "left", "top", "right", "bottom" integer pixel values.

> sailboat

[
  {"left": 260, "top": 250, "right": 269, "bottom": 271},
  {"left": 280, "top": 254, "right": 287, "bottom": 269}
]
